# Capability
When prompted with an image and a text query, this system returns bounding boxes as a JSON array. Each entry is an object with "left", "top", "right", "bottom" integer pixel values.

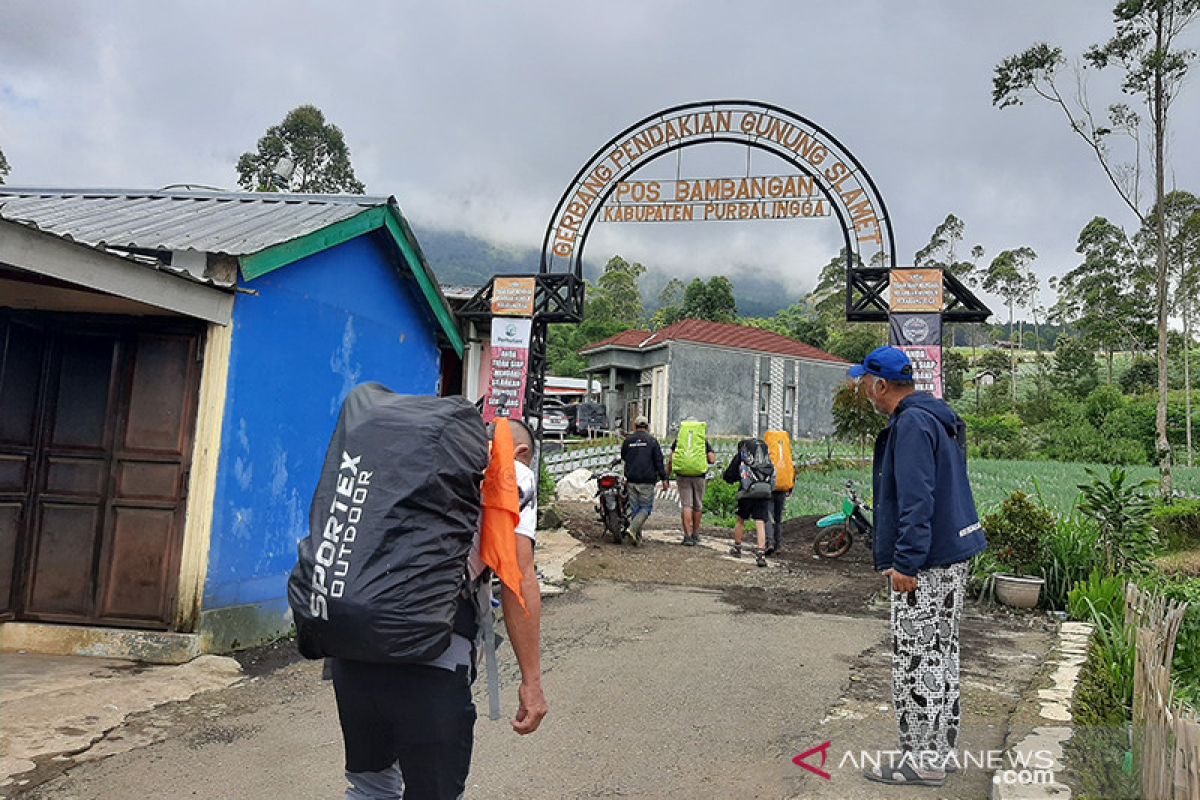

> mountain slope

[{"left": 414, "top": 227, "right": 803, "bottom": 316}]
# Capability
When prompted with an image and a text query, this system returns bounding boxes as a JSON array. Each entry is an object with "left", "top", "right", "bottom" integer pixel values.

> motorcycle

[
  {"left": 592, "top": 459, "right": 632, "bottom": 545},
  {"left": 814, "top": 480, "right": 873, "bottom": 558}
]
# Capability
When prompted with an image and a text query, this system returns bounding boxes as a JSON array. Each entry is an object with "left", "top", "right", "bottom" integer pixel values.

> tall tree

[
  {"left": 1142, "top": 191, "right": 1200, "bottom": 464},
  {"left": 914, "top": 216, "right": 987, "bottom": 357},
  {"left": 589, "top": 255, "right": 646, "bottom": 325},
  {"left": 0, "top": 146, "right": 9, "bottom": 184},
  {"left": 983, "top": 247, "right": 1038, "bottom": 402},
  {"left": 1053, "top": 334, "right": 1101, "bottom": 399},
  {"left": 674, "top": 275, "right": 738, "bottom": 323},
  {"left": 651, "top": 278, "right": 686, "bottom": 329},
  {"left": 236, "top": 105, "right": 366, "bottom": 193},
  {"left": 1182, "top": 206, "right": 1200, "bottom": 466},
  {"left": 1051, "top": 217, "right": 1154, "bottom": 383},
  {"left": 831, "top": 381, "right": 885, "bottom": 459},
  {"left": 914, "top": 213, "right": 984, "bottom": 283},
  {"left": 809, "top": 248, "right": 862, "bottom": 326},
  {"left": 993, "top": 0, "right": 1200, "bottom": 498},
  {"left": 546, "top": 254, "right": 648, "bottom": 377}
]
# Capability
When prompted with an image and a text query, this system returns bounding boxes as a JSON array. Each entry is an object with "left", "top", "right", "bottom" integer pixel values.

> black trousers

[
  {"left": 332, "top": 659, "right": 476, "bottom": 800},
  {"left": 769, "top": 492, "right": 787, "bottom": 549}
]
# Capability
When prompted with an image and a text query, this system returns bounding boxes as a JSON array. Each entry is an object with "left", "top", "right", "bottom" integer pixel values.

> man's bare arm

[{"left": 500, "top": 536, "right": 547, "bottom": 734}]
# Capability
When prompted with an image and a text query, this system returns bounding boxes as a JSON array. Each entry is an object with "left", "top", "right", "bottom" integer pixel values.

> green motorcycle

[{"left": 814, "top": 481, "right": 873, "bottom": 559}]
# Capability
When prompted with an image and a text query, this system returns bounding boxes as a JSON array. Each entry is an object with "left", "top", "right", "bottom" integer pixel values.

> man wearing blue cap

[{"left": 849, "top": 346, "right": 987, "bottom": 787}]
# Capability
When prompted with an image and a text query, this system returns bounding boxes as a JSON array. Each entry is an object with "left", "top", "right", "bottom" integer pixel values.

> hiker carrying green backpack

[{"left": 667, "top": 419, "right": 716, "bottom": 546}]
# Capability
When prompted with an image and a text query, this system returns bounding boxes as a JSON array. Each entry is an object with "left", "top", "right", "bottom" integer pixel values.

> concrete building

[
  {"left": 579, "top": 319, "right": 849, "bottom": 440},
  {"left": 0, "top": 188, "right": 461, "bottom": 660}
]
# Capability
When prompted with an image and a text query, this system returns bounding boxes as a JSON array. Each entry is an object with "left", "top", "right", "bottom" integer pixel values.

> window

[
  {"left": 784, "top": 385, "right": 796, "bottom": 416},
  {"left": 759, "top": 382, "right": 771, "bottom": 414}
]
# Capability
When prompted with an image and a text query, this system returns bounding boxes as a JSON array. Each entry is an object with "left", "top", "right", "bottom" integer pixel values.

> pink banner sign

[
  {"left": 898, "top": 344, "right": 943, "bottom": 399},
  {"left": 483, "top": 318, "right": 532, "bottom": 423}
]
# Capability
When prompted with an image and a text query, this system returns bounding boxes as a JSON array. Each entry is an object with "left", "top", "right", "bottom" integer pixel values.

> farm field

[{"left": 784, "top": 458, "right": 1200, "bottom": 518}]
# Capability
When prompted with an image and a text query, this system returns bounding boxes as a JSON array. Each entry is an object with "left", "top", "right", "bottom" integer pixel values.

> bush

[
  {"left": 538, "top": 464, "right": 556, "bottom": 507},
  {"left": 1077, "top": 468, "right": 1159, "bottom": 575},
  {"left": 703, "top": 478, "right": 738, "bottom": 526},
  {"left": 1066, "top": 621, "right": 1138, "bottom": 800},
  {"left": 1036, "top": 392, "right": 1150, "bottom": 466},
  {"left": 968, "top": 549, "right": 1005, "bottom": 602},
  {"left": 962, "top": 413, "right": 1030, "bottom": 459},
  {"left": 1067, "top": 570, "right": 1127, "bottom": 625},
  {"left": 1065, "top": 569, "right": 1138, "bottom": 800},
  {"left": 1119, "top": 358, "right": 1157, "bottom": 395},
  {"left": 1040, "top": 514, "right": 1103, "bottom": 611},
  {"left": 982, "top": 491, "right": 1055, "bottom": 577},
  {"left": 1136, "top": 573, "right": 1200, "bottom": 707},
  {"left": 1150, "top": 499, "right": 1200, "bottom": 551}
]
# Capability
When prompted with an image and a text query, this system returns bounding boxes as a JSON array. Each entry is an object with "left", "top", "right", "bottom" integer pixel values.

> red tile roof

[
  {"left": 582, "top": 329, "right": 654, "bottom": 350},
  {"left": 580, "top": 319, "right": 849, "bottom": 364}
]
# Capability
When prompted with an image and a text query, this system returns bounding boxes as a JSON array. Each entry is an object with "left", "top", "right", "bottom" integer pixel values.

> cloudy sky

[{"left": 2, "top": 1, "right": 1198, "bottom": 311}]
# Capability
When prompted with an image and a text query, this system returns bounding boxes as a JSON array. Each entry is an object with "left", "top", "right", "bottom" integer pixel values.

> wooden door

[
  {"left": 0, "top": 315, "right": 202, "bottom": 628},
  {"left": 0, "top": 320, "right": 47, "bottom": 619}
]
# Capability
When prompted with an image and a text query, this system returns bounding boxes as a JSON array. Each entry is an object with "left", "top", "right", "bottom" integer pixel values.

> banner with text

[
  {"left": 491, "top": 277, "right": 537, "bottom": 317},
  {"left": 484, "top": 318, "right": 532, "bottom": 423},
  {"left": 889, "top": 269, "right": 944, "bottom": 313},
  {"left": 898, "top": 345, "right": 943, "bottom": 399}
]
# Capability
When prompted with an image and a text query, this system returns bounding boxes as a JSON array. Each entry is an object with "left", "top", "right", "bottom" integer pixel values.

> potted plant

[{"left": 983, "top": 491, "right": 1054, "bottom": 608}]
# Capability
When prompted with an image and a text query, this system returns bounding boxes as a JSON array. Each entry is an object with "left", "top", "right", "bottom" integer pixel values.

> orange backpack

[{"left": 764, "top": 430, "right": 795, "bottom": 492}]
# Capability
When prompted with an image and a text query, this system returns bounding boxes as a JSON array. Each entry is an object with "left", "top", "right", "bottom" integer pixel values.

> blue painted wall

[{"left": 203, "top": 232, "right": 442, "bottom": 616}]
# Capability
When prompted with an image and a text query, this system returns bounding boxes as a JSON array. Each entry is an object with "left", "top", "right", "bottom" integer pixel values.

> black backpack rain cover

[{"left": 287, "top": 383, "right": 489, "bottom": 663}]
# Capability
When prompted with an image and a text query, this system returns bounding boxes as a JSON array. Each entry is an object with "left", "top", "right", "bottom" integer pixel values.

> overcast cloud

[{"left": 2, "top": 0, "right": 1198, "bottom": 311}]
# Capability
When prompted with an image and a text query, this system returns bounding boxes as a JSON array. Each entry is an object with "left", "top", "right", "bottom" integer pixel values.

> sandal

[
  {"left": 755, "top": 549, "right": 768, "bottom": 567},
  {"left": 863, "top": 761, "right": 945, "bottom": 787},
  {"left": 728, "top": 544, "right": 742, "bottom": 557}
]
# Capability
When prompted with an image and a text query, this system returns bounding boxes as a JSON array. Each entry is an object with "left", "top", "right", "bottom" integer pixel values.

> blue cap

[{"left": 848, "top": 346, "right": 914, "bottom": 381}]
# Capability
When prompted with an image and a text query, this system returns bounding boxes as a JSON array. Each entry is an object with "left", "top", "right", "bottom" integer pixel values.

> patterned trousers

[{"left": 890, "top": 560, "right": 968, "bottom": 759}]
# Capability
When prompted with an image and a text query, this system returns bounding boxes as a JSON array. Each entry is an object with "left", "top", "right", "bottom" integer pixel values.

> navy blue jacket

[
  {"left": 621, "top": 431, "right": 667, "bottom": 484},
  {"left": 872, "top": 393, "right": 987, "bottom": 576}
]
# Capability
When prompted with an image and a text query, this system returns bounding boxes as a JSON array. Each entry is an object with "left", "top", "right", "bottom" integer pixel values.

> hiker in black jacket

[{"left": 620, "top": 416, "right": 669, "bottom": 543}]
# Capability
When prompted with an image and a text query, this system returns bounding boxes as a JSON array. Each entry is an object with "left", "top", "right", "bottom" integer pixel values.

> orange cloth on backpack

[{"left": 480, "top": 418, "right": 526, "bottom": 610}]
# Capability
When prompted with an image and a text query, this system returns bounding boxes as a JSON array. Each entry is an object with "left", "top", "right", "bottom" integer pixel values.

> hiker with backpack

[
  {"left": 666, "top": 418, "right": 716, "bottom": 546},
  {"left": 764, "top": 430, "right": 796, "bottom": 555},
  {"left": 721, "top": 437, "right": 776, "bottom": 568},
  {"left": 288, "top": 386, "right": 547, "bottom": 800}
]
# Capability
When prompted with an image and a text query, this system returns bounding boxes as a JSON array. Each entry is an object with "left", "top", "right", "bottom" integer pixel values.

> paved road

[
  {"left": 17, "top": 583, "right": 883, "bottom": 800},
  {"left": 13, "top": 520, "right": 1055, "bottom": 800}
]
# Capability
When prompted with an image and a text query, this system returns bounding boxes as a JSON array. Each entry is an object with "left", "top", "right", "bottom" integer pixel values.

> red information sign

[
  {"left": 898, "top": 345, "right": 943, "bottom": 399},
  {"left": 483, "top": 318, "right": 532, "bottom": 422}
]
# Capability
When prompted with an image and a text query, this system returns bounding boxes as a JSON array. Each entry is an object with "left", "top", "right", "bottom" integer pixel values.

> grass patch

[
  {"left": 1154, "top": 547, "right": 1200, "bottom": 578},
  {"left": 784, "top": 459, "right": 1200, "bottom": 519}
]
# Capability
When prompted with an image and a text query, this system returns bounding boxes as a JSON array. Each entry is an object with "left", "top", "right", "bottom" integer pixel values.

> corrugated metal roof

[{"left": 0, "top": 187, "right": 387, "bottom": 257}]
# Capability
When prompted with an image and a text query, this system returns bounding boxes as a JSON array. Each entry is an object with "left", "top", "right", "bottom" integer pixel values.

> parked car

[
  {"left": 570, "top": 402, "right": 609, "bottom": 436},
  {"left": 542, "top": 405, "right": 570, "bottom": 436}
]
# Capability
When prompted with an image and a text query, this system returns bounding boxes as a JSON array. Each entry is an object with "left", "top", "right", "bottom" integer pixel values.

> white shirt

[
  {"left": 467, "top": 459, "right": 538, "bottom": 580},
  {"left": 434, "top": 460, "right": 538, "bottom": 673}
]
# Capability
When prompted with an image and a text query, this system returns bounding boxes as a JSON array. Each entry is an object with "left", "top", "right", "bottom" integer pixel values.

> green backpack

[{"left": 673, "top": 420, "right": 709, "bottom": 477}]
